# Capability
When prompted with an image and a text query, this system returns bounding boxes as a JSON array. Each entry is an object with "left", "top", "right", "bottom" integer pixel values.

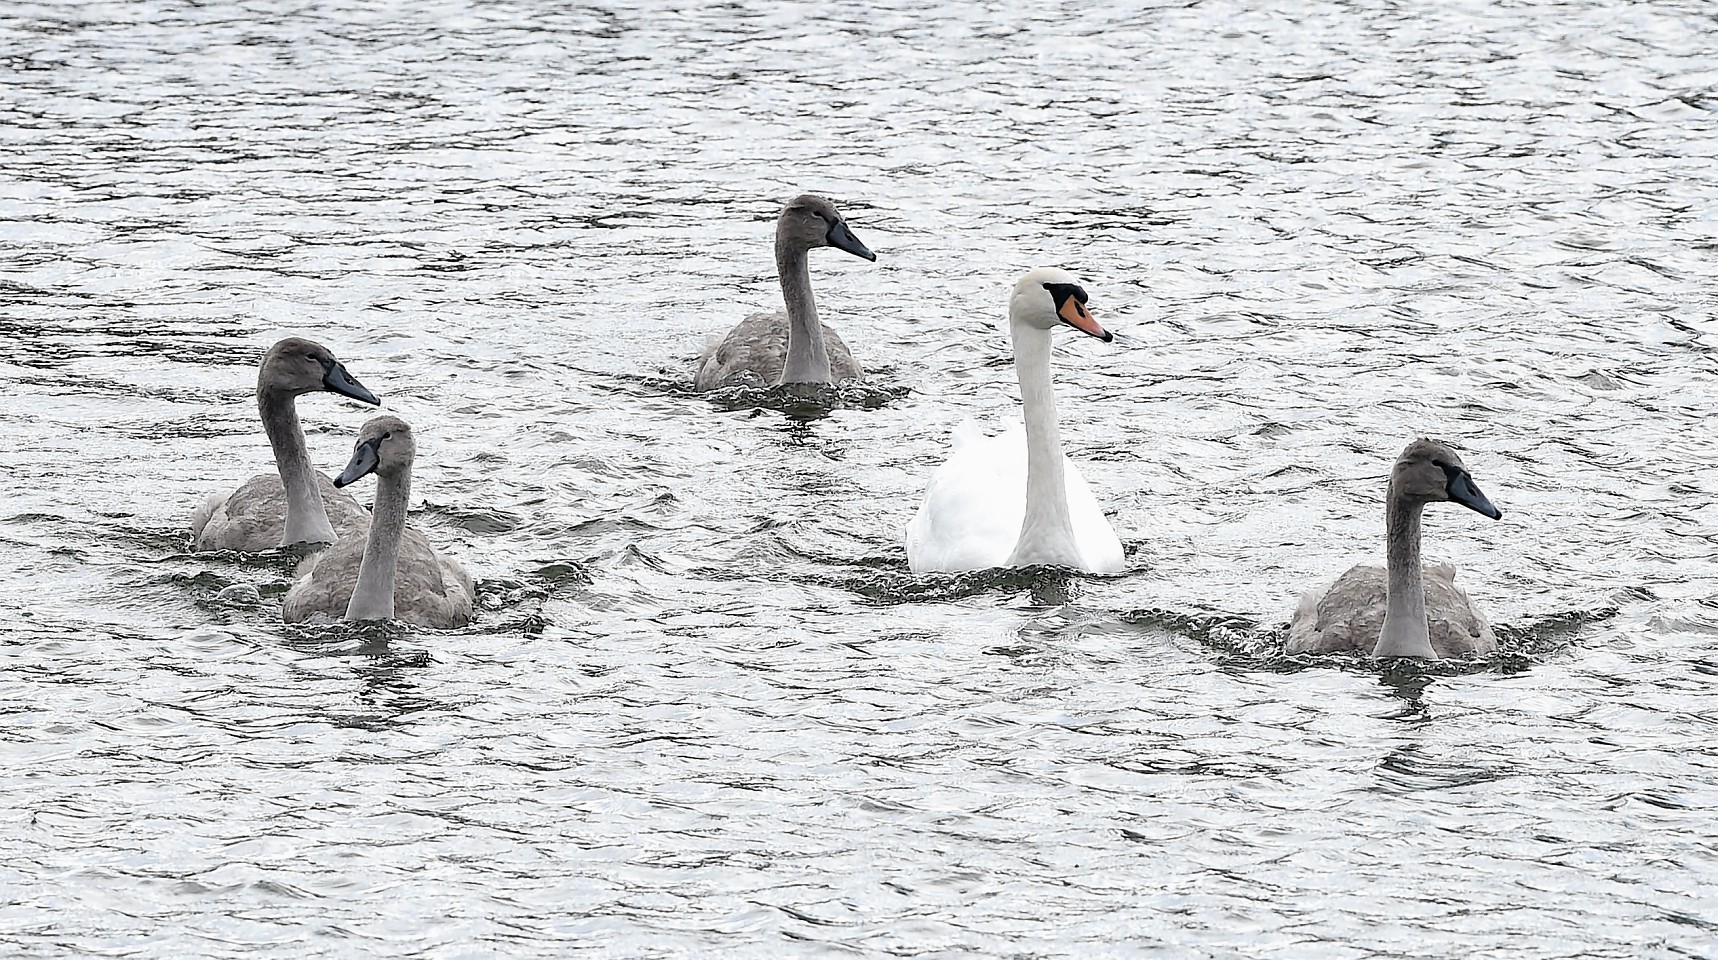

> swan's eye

[{"left": 382, "top": 432, "right": 392, "bottom": 440}]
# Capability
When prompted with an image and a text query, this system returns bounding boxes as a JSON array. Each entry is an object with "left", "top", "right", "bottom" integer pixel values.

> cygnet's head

[
  {"left": 1009, "top": 267, "right": 1112, "bottom": 342},
  {"left": 1390, "top": 438, "right": 1502, "bottom": 519},
  {"left": 777, "top": 194, "right": 877, "bottom": 262},
  {"left": 258, "top": 337, "right": 381, "bottom": 406},
  {"left": 334, "top": 415, "right": 416, "bottom": 488}
]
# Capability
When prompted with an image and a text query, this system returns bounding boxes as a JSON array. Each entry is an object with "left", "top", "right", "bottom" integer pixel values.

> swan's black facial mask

[
  {"left": 1042, "top": 282, "right": 1111, "bottom": 342},
  {"left": 824, "top": 218, "right": 877, "bottom": 262},
  {"left": 322, "top": 360, "right": 381, "bottom": 406},
  {"left": 1436, "top": 460, "right": 1503, "bottom": 520}
]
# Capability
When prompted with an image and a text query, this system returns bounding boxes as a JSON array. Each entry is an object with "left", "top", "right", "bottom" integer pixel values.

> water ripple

[{"left": 4, "top": 0, "right": 1718, "bottom": 956}]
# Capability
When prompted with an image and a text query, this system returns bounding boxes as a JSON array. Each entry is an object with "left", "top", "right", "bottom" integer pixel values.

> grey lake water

[{"left": 3, "top": 0, "right": 1717, "bottom": 956}]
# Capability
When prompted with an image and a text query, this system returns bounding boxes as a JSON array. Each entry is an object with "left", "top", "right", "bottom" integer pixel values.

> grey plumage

[
  {"left": 694, "top": 312, "right": 862, "bottom": 391},
  {"left": 1287, "top": 561, "right": 1497, "bottom": 656},
  {"left": 1286, "top": 438, "right": 1503, "bottom": 658},
  {"left": 194, "top": 472, "right": 373, "bottom": 551},
  {"left": 284, "top": 523, "right": 474, "bottom": 630},
  {"left": 193, "top": 337, "right": 381, "bottom": 551},
  {"left": 693, "top": 194, "right": 876, "bottom": 391},
  {"left": 283, "top": 416, "right": 474, "bottom": 629}
]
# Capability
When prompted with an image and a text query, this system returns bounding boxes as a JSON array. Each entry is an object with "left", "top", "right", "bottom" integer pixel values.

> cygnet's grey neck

[
  {"left": 1005, "top": 318, "right": 1080, "bottom": 567},
  {"left": 259, "top": 387, "right": 336, "bottom": 545},
  {"left": 775, "top": 235, "right": 830, "bottom": 385},
  {"left": 1374, "top": 487, "right": 1435, "bottom": 658},
  {"left": 345, "top": 466, "right": 410, "bottom": 622}
]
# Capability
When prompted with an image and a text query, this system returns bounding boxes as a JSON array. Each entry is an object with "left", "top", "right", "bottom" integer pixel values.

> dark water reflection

[{"left": 4, "top": 0, "right": 1718, "bottom": 956}]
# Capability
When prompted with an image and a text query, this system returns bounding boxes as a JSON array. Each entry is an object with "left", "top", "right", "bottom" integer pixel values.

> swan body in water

[
  {"left": 694, "top": 194, "right": 877, "bottom": 391},
  {"left": 1287, "top": 438, "right": 1503, "bottom": 658},
  {"left": 283, "top": 416, "right": 475, "bottom": 629},
  {"left": 905, "top": 268, "right": 1124, "bottom": 574},
  {"left": 192, "top": 337, "right": 380, "bottom": 551}
]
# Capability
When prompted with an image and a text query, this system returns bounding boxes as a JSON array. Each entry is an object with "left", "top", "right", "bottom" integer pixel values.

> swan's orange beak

[{"left": 1059, "top": 296, "right": 1112, "bottom": 342}]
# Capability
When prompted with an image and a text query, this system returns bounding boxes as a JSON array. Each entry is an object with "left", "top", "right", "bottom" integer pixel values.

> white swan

[
  {"left": 1287, "top": 438, "right": 1503, "bottom": 658},
  {"left": 192, "top": 337, "right": 380, "bottom": 551},
  {"left": 905, "top": 268, "right": 1125, "bottom": 574},
  {"left": 283, "top": 416, "right": 475, "bottom": 629},
  {"left": 694, "top": 194, "right": 877, "bottom": 390}
]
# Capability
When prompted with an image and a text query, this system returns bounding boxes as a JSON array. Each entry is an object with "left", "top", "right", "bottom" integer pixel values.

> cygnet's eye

[{"left": 382, "top": 432, "right": 393, "bottom": 440}]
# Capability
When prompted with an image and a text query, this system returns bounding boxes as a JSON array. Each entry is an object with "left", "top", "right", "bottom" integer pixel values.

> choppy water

[{"left": 4, "top": 0, "right": 1718, "bottom": 956}]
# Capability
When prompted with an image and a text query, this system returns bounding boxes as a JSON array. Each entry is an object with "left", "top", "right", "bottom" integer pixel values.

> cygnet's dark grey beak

[
  {"left": 323, "top": 360, "right": 381, "bottom": 406},
  {"left": 825, "top": 219, "right": 877, "bottom": 262},
  {"left": 334, "top": 436, "right": 384, "bottom": 488},
  {"left": 1446, "top": 468, "right": 1502, "bottom": 520}
]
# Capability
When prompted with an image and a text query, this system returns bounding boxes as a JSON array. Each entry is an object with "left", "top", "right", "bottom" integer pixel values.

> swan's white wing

[
  {"left": 1061, "top": 460, "right": 1125, "bottom": 574},
  {"left": 907, "top": 423, "right": 1124, "bottom": 575},
  {"left": 906, "top": 426, "right": 1027, "bottom": 574}
]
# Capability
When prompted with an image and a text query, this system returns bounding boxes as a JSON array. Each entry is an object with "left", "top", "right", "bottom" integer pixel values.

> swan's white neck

[
  {"left": 776, "top": 238, "right": 831, "bottom": 385},
  {"left": 1374, "top": 489, "right": 1436, "bottom": 658},
  {"left": 259, "top": 387, "right": 336, "bottom": 546},
  {"left": 1005, "top": 319, "right": 1082, "bottom": 568},
  {"left": 345, "top": 466, "right": 409, "bottom": 622}
]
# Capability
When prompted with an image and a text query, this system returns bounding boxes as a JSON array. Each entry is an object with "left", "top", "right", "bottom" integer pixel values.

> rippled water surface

[{"left": 5, "top": 0, "right": 1718, "bottom": 956}]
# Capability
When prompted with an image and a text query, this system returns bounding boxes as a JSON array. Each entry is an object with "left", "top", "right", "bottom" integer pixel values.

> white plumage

[{"left": 906, "top": 268, "right": 1124, "bottom": 575}]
